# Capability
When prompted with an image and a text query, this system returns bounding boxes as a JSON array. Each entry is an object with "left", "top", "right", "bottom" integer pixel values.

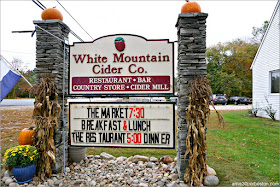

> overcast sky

[{"left": 0, "top": 1, "right": 277, "bottom": 70}]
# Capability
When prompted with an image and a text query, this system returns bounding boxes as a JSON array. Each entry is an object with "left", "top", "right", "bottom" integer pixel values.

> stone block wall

[
  {"left": 34, "top": 19, "right": 70, "bottom": 173},
  {"left": 175, "top": 12, "right": 208, "bottom": 180}
]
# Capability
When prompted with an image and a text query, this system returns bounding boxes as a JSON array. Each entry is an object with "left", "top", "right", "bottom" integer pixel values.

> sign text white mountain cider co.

[{"left": 69, "top": 34, "right": 174, "bottom": 95}]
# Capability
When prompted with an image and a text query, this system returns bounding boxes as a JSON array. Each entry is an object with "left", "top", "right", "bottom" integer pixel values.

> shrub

[
  {"left": 263, "top": 97, "right": 277, "bottom": 121},
  {"left": 251, "top": 103, "right": 261, "bottom": 117},
  {"left": 3, "top": 145, "right": 39, "bottom": 168}
]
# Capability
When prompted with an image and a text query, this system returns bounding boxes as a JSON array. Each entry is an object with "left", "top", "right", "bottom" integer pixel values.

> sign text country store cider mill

[
  {"left": 69, "top": 34, "right": 174, "bottom": 95},
  {"left": 70, "top": 103, "right": 175, "bottom": 148}
]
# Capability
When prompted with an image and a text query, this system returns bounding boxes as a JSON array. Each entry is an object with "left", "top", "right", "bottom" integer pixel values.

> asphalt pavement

[
  {"left": 0, "top": 99, "right": 35, "bottom": 106},
  {"left": 210, "top": 104, "right": 252, "bottom": 111},
  {"left": 0, "top": 99, "right": 252, "bottom": 111}
]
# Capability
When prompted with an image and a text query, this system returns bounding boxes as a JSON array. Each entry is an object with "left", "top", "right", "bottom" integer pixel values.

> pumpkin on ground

[
  {"left": 41, "top": 8, "right": 63, "bottom": 21},
  {"left": 18, "top": 126, "right": 34, "bottom": 145},
  {"left": 181, "top": 0, "right": 201, "bottom": 13}
]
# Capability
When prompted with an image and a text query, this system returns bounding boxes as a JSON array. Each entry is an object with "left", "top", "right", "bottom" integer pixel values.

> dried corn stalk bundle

[
  {"left": 31, "top": 77, "right": 61, "bottom": 180},
  {"left": 184, "top": 75, "right": 224, "bottom": 186}
]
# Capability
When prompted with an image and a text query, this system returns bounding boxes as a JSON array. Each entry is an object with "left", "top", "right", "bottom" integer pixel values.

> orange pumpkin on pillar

[
  {"left": 41, "top": 8, "right": 63, "bottom": 21},
  {"left": 181, "top": 0, "right": 201, "bottom": 13}
]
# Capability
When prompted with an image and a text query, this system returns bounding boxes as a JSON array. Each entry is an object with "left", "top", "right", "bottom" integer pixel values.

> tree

[
  {"left": 6, "top": 59, "right": 36, "bottom": 99},
  {"left": 208, "top": 70, "right": 243, "bottom": 97},
  {"left": 252, "top": 20, "right": 269, "bottom": 43},
  {"left": 207, "top": 21, "right": 270, "bottom": 97},
  {"left": 206, "top": 39, "right": 259, "bottom": 97},
  {"left": 9, "top": 58, "right": 26, "bottom": 72},
  {"left": 14, "top": 69, "right": 36, "bottom": 98}
]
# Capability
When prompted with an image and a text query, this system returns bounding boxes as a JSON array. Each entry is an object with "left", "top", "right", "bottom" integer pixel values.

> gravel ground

[
  {"left": 1, "top": 154, "right": 219, "bottom": 187},
  {"left": 1, "top": 154, "right": 182, "bottom": 187}
]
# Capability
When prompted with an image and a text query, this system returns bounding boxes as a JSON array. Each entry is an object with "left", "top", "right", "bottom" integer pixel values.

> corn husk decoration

[
  {"left": 31, "top": 77, "right": 61, "bottom": 180},
  {"left": 184, "top": 75, "right": 224, "bottom": 186}
]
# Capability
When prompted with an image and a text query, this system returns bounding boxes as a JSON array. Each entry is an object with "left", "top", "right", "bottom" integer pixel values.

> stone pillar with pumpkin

[
  {"left": 176, "top": 0, "right": 208, "bottom": 183},
  {"left": 33, "top": 8, "right": 70, "bottom": 176}
]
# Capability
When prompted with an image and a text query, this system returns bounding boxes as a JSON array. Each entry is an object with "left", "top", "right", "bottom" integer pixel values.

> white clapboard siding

[{"left": 251, "top": 1, "right": 280, "bottom": 120}]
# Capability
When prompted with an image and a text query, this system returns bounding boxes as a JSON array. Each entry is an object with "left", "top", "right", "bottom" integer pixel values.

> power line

[
  {"left": 35, "top": 25, "right": 64, "bottom": 42},
  {"left": 35, "top": 25, "right": 84, "bottom": 43},
  {"left": 31, "top": 0, "right": 86, "bottom": 42},
  {"left": 69, "top": 30, "right": 84, "bottom": 42},
  {"left": 32, "top": 0, "right": 45, "bottom": 10},
  {"left": 55, "top": 0, "right": 94, "bottom": 41},
  {"left": 1, "top": 50, "right": 34, "bottom": 55},
  {"left": 35, "top": 0, "right": 46, "bottom": 10}
]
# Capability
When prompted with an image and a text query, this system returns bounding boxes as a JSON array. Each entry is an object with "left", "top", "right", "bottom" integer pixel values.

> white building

[{"left": 250, "top": 1, "right": 280, "bottom": 120}]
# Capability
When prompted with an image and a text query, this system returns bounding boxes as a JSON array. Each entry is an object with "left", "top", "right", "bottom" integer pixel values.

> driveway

[
  {"left": 174, "top": 104, "right": 251, "bottom": 111},
  {"left": 0, "top": 99, "right": 252, "bottom": 111},
  {"left": 210, "top": 104, "right": 252, "bottom": 110},
  {"left": 0, "top": 99, "right": 35, "bottom": 106}
]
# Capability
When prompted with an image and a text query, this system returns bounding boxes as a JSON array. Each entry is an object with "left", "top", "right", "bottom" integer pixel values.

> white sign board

[
  {"left": 69, "top": 102, "right": 175, "bottom": 148},
  {"left": 69, "top": 34, "right": 174, "bottom": 95}
]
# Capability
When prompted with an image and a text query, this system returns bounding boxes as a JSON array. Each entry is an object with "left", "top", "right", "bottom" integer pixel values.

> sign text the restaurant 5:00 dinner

[
  {"left": 69, "top": 34, "right": 174, "bottom": 95},
  {"left": 69, "top": 102, "right": 175, "bottom": 148}
]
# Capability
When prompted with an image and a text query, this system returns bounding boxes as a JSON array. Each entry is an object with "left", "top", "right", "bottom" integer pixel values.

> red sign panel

[{"left": 72, "top": 76, "right": 170, "bottom": 92}]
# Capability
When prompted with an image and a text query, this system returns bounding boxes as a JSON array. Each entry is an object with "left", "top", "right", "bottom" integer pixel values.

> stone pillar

[
  {"left": 34, "top": 19, "right": 70, "bottom": 173},
  {"left": 175, "top": 12, "right": 208, "bottom": 180}
]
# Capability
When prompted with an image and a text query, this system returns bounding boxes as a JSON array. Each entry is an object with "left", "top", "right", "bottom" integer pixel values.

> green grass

[{"left": 207, "top": 111, "right": 279, "bottom": 186}]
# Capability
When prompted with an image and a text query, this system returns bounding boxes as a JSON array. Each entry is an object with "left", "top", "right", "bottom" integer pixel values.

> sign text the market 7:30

[{"left": 69, "top": 102, "right": 175, "bottom": 148}]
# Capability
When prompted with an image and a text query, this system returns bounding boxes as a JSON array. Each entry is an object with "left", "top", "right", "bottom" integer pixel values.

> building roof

[{"left": 250, "top": 0, "right": 280, "bottom": 69}]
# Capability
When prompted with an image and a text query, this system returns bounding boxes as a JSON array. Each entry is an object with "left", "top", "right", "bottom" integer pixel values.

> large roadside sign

[
  {"left": 69, "top": 34, "right": 174, "bottom": 96},
  {"left": 69, "top": 102, "right": 175, "bottom": 148}
]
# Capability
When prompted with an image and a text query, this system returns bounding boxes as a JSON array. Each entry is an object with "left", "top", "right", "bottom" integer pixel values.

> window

[{"left": 271, "top": 70, "right": 280, "bottom": 93}]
